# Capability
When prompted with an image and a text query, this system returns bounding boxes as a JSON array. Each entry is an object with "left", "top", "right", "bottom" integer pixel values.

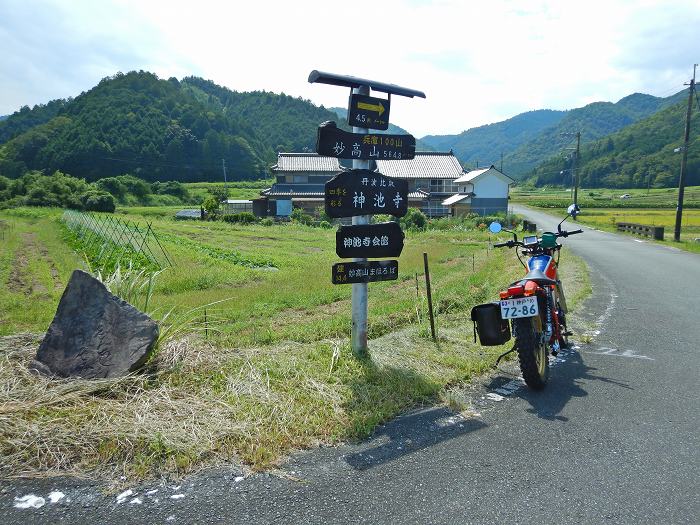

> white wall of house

[{"left": 473, "top": 174, "right": 509, "bottom": 199}]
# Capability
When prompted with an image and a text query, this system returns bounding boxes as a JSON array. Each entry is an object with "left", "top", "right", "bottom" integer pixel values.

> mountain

[
  {"left": 0, "top": 72, "right": 342, "bottom": 182},
  {"left": 421, "top": 109, "right": 565, "bottom": 167},
  {"left": 530, "top": 94, "right": 699, "bottom": 188},
  {"left": 423, "top": 91, "right": 686, "bottom": 177},
  {"left": 330, "top": 107, "right": 434, "bottom": 151},
  {"left": 0, "top": 115, "right": 8, "bottom": 122},
  {"left": 503, "top": 92, "right": 686, "bottom": 177}
]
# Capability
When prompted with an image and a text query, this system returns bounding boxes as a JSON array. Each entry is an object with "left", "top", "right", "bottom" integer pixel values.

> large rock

[{"left": 32, "top": 270, "right": 159, "bottom": 379}]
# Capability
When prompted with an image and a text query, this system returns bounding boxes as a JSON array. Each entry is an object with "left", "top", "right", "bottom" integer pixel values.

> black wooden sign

[
  {"left": 316, "top": 121, "right": 415, "bottom": 160},
  {"left": 332, "top": 260, "right": 398, "bottom": 285},
  {"left": 325, "top": 169, "right": 408, "bottom": 218},
  {"left": 336, "top": 222, "right": 404, "bottom": 259},
  {"left": 348, "top": 93, "right": 390, "bottom": 130}
]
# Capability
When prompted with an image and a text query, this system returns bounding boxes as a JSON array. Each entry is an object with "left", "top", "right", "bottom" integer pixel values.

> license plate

[{"left": 500, "top": 296, "right": 538, "bottom": 319}]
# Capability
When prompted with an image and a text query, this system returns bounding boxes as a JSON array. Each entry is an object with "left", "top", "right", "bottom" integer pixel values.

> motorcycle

[{"left": 470, "top": 204, "right": 583, "bottom": 390}]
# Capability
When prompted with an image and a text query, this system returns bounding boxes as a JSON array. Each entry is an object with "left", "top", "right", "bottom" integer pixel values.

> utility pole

[
  {"left": 573, "top": 131, "right": 580, "bottom": 216},
  {"left": 351, "top": 85, "right": 370, "bottom": 356},
  {"left": 222, "top": 158, "right": 228, "bottom": 197},
  {"left": 561, "top": 131, "right": 581, "bottom": 211},
  {"left": 674, "top": 64, "right": 697, "bottom": 242}
]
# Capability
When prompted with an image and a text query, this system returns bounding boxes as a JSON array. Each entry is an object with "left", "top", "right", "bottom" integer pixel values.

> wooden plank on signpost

[
  {"left": 347, "top": 93, "right": 390, "bottom": 130},
  {"left": 316, "top": 121, "right": 415, "bottom": 160},
  {"left": 336, "top": 222, "right": 404, "bottom": 259},
  {"left": 325, "top": 170, "right": 408, "bottom": 218}
]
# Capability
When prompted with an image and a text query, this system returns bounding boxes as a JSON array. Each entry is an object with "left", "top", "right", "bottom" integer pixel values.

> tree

[{"left": 202, "top": 196, "right": 220, "bottom": 216}]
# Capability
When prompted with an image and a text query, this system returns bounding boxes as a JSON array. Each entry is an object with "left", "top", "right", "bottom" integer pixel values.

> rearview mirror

[
  {"left": 567, "top": 204, "right": 580, "bottom": 217},
  {"left": 488, "top": 222, "right": 502, "bottom": 234}
]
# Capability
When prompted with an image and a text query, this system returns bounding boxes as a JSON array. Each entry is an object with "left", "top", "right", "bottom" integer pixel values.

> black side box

[{"left": 470, "top": 303, "right": 511, "bottom": 346}]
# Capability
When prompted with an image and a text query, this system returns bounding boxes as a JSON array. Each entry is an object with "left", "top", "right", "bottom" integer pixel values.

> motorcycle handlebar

[
  {"left": 560, "top": 229, "right": 584, "bottom": 237},
  {"left": 493, "top": 241, "right": 510, "bottom": 248}
]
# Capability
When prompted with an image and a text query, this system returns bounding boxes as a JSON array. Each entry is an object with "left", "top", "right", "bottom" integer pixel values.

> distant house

[
  {"left": 375, "top": 151, "right": 462, "bottom": 217},
  {"left": 259, "top": 151, "right": 465, "bottom": 218},
  {"left": 442, "top": 165, "right": 514, "bottom": 216},
  {"left": 260, "top": 153, "right": 339, "bottom": 216}
]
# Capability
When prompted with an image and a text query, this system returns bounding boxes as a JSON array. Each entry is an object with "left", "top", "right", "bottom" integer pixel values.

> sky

[{"left": 1, "top": 0, "right": 698, "bottom": 137}]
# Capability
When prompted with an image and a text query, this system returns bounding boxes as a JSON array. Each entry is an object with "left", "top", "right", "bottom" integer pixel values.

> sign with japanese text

[
  {"left": 336, "top": 222, "right": 404, "bottom": 259},
  {"left": 325, "top": 169, "right": 408, "bottom": 218},
  {"left": 348, "top": 93, "right": 390, "bottom": 130},
  {"left": 332, "top": 260, "right": 398, "bottom": 285},
  {"left": 316, "top": 121, "right": 415, "bottom": 160}
]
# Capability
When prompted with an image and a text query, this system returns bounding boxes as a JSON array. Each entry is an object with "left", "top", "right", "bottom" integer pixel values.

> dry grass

[{"left": 0, "top": 334, "right": 304, "bottom": 481}]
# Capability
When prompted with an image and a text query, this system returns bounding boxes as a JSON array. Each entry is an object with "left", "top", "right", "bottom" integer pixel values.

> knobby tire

[{"left": 513, "top": 317, "right": 549, "bottom": 390}]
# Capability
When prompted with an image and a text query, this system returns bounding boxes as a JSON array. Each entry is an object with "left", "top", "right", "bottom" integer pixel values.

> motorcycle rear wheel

[{"left": 513, "top": 317, "right": 549, "bottom": 390}]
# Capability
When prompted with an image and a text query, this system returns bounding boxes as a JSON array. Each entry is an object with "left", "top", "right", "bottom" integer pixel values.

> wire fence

[{"left": 62, "top": 210, "right": 173, "bottom": 270}]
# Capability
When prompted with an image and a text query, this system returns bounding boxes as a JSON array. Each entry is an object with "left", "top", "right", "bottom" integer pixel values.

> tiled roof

[
  {"left": 376, "top": 152, "right": 464, "bottom": 179},
  {"left": 262, "top": 183, "right": 325, "bottom": 198},
  {"left": 265, "top": 191, "right": 325, "bottom": 197},
  {"left": 264, "top": 183, "right": 325, "bottom": 193},
  {"left": 408, "top": 190, "right": 430, "bottom": 199},
  {"left": 272, "top": 153, "right": 341, "bottom": 172}
]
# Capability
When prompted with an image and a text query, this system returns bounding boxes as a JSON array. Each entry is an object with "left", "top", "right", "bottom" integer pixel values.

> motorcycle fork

[{"left": 546, "top": 287, "right": 562, "bottom": 355}]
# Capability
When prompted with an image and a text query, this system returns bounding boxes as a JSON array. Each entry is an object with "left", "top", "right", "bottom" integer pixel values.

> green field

[
  {"left": 511, "top": 186, "right": 700, "bottom": 253},
  {"left": 511, "top": 185, "right": 700, "bottom": 209},
  {"left": 0, "top": 206, "right": 590, "bottom": 480}
]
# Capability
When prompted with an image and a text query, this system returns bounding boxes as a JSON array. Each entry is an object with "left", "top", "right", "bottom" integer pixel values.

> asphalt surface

[{"left": 2, "top": 206, "right": 699, "bottom": 524}]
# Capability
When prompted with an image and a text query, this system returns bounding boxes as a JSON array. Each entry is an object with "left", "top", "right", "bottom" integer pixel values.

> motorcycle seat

[{"left": 521, "top": 269, "right": 557, "bottom": 286}]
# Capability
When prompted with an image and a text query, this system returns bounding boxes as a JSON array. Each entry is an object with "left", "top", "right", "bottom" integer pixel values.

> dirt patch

[
  {"left": 7, "top": 241, "right": 29, "bottom": 294},
  {"left": 5, "top": 232, "right": 59, "bottom": 295}
]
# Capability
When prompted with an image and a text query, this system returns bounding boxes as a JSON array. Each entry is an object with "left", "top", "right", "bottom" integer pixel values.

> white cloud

[{"left": 1, "top": 0, "right": 697, "bottom": 136}]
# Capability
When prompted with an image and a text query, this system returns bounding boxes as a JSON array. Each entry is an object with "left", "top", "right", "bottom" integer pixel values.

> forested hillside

[
  {"left": 0, "top": 72, "right": 341, "bottom": 182},
  {"left": 530, "top": 94, "right": 699, "bottom": 188},
  {"left": 0, "top": 98, "right": 69, "bottom": 144},
  {"left": 422, "top": 91, "right": 685, "bottom": 177},
  {"left": 421, "top": 109, "right": 565, "bottom": 166},
  {"left": 182, "top": 77, "right": 339, "bottom": 154},
  {"left": 502, "top": 92, "right": 685, "bottom": 177}
]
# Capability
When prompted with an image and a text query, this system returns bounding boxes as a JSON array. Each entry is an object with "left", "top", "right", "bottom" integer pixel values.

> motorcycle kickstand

[{"left": 494, "top": 348, "right": 516, "bottom": 368}]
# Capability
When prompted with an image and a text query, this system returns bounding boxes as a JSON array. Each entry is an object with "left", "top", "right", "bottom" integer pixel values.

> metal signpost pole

[{"left": 351, "top": 85, "right": 370, "bottom": 356}]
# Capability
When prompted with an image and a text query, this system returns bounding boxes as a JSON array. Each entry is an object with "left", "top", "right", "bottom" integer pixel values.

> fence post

[{"left": 423, "top": 252, "right": 436, "bottom": 342}]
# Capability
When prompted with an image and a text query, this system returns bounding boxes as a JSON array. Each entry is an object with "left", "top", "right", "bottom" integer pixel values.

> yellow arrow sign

[{"left": 357, "top": 101, "right": 385, "bottom": 116}]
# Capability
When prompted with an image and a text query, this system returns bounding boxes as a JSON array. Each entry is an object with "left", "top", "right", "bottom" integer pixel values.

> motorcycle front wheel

[{"left": 513, "top": 316, "right": 549, "bottom": 390}]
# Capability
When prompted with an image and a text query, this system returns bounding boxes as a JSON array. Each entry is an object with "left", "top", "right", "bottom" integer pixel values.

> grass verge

[{"left": 0, "top": 209, "right": 591, "bottom": 482}]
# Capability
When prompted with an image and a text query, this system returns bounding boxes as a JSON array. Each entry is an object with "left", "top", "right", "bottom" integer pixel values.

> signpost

[
  {"left": 325, "top": 169, "right": 408, "bottom": 218},
  {"left": 335, "top": 222, "right": 404, "bottom": 259},
  {"left": 309, "top": 70, "right": 425, "bottom": 356},
  {"left": 316, "top": 121, "right": 415, "bottom": 160},
  {"left": 348, "top": 93, "right": 390, "bottom": 130},
  {"left": 332, "top": 260, "right": 398, "bottom": 284}
]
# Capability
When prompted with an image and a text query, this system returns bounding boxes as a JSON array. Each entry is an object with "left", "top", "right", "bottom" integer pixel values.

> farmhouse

[
  {"left": 442, "top": 165, "right": 514, "bottom": 216},
  {"left": 259, "top": 151, "right": 465, "bottom": 218}
]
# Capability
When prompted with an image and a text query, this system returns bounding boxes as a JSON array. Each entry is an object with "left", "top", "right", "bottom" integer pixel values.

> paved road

[{"left": 3, "top": 206, "right": 699, "bottom": 524}]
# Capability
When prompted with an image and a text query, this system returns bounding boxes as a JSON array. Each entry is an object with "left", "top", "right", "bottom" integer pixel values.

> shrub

[
  {"left": 81, "top": 190, "right": 116, "bottom": 212},
  {"left": 400, "top": 208, "right": 427, "bottom": 230},
  {"left": 290, "top": 207, "right": 313, "bottom": 225},
  {"left": 318, "top": 220, "right": 331, "bottom": 229},
  {"left": 261, "top": 218, "right": 274, "bottom": 226},
  {"left": 223, "top": 212, "right": 256, "bottom": 224}
]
